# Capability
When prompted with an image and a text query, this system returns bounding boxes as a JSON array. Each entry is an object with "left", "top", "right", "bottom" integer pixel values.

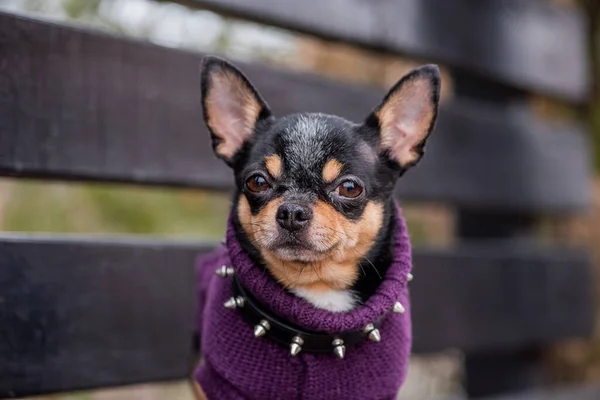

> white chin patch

[
  {"left": 274, "top": 247, "right": 320, "bottom": 263},
  {"left": 291, "top": 287, "right": 359, "bottom": 312}
]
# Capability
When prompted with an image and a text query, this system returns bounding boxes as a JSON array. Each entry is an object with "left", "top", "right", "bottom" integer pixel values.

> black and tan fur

[{"left": 200, "top": 56, "right": 440, "bottom": 310}]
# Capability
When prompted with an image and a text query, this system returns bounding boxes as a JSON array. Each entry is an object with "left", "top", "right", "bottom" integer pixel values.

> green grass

[
  {"left": 0, "top": 179, "right": 432, "bottom": 246},
  {"left": 1, "top": 180, "right": 230, "bottom": 239}
]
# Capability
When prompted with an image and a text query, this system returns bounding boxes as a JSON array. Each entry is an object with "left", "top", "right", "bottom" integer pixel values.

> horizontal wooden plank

[
  {"left": 0, "top": 236, "right": 592, "bottom": 397},
  {"left": 0, "top": 12, "right": 590, "bottom": 211},
  {"left": 399, "top": 106, "right": 590, "bottom": 211},
  {"left": 180, "top": 0, "right": 589, "bottom": 102},
  {"left": 439, "top": 385, "right": 600, "bottom": 400},
  {"left": 410, "top": 242, "right": 593, "bottom": 353},
  {"left": 0, "top": 235, "right": 209, "bottom": 398},
  {"left": 485, "top": 385, "right": 600, "bottom": 400}
]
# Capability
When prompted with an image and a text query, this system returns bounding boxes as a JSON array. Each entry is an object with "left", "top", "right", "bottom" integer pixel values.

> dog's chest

[{"left": 291, "top": 287, "right": 358, "bottom": 312}]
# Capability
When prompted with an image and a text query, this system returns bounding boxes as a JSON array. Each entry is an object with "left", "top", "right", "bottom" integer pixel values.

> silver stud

[
  {"left": 224, "top": 296, "right": 245, "bottom": 309},
  {"left": 407, "top": 273, "right": 413, "bottom": 281},
  {"left": 332, "top": 338, "right": 345, "bottom": 359},
  {"left": 254, "top": 319, "right": 271, "bottom": 337},
  {"left": 215, "top": 265, "right": 234, "bottom": 278},
  {"left": 393, "top": 301, "right": 405, "bottom": 313},
  {"left": 363, "top": 323, "right": 381, "bottom": 342},
  {"left": 290, "top": 343, "right": 302, "bottom": 356},
  {"left": 290, "top": 336, "right": 304, "bottom": 356},
  {"left": 368, "top": 329, "right": 381, "bottom": 342}
]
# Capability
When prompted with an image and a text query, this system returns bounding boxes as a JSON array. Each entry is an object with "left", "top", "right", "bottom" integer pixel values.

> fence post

[{"left": 453, "top": 73, "right": 547, "bottom": 397}]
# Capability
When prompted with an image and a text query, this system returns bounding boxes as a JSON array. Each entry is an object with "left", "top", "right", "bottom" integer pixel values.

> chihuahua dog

[{"left": 193, "top": 56, "right": 440, "bottom": 400}]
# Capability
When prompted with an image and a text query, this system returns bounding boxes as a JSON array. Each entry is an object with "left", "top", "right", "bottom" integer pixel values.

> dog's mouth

[{"left": 267, "top": 236, "right": 333, "bottom": 263}]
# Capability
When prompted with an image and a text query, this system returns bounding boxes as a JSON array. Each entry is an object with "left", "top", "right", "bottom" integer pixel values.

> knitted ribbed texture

[{"left": 194, "top": 204, "right": 413, "bottom": 400}]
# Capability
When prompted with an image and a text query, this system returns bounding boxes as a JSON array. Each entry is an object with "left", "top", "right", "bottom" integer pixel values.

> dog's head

[{"left": 201, "top": 56, "right": 440, "bottom": 292}]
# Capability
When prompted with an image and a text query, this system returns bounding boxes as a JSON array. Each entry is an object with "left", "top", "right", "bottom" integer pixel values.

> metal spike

[
  {"left": 368, "top": 329, "right": 381, "bottom": 342},
  {"left": 254, "top": 325, "right": 266, "bottom": 337},
  {"left": 363, "top": 323, "right": 382, "bottom": 342},
  {"left": 223, "top": 297, "right": 236, "bottom": 308},
  {"left": 290, "top": 336, "right": 303, "bottom": 356},
  {"left": 393, "top": 301, "right": 405, "bottom": 313},
  {"left": 407, "top": 273, "right": 413, "bottom": 281},
  {"left": 333, "top": 345, "right": 346, "bottom": 359},
  {"left": 332, "top": 338, "right": 345, "bottom": 359},
  {"left": 224, "top": 296, "right": 244, "bottom": 309},
  {"left": 290, "top": 343, "right": 302, "bottom": 356},
  {"left": 254, "top": 320, "right": 270, "bottom": 337},
  {"left": 215, "top": 265, "right": 234, "bottom": 278}
]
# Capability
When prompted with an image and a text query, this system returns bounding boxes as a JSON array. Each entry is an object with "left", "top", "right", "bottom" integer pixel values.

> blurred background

[{"left": 0, "top": 0, "right": 598, "bottom": 399}]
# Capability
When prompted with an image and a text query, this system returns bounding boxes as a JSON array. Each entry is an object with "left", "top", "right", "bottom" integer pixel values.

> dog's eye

[
  {"left": 246, "top": 175, "right": 270, "bottom": 193},
  {"left": 337, "top": 180, "right": 363, "bottom": 198}
]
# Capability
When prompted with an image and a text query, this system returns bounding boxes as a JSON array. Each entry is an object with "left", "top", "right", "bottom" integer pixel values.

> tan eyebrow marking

[
  {"left": 322, "top": 159, "right": 344, "bottom": 183},
  {"left": 265, "top": 154, "right": 282, "bottom": 178}
]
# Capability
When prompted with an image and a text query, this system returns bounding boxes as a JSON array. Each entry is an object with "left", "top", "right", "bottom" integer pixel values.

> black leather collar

[{"left": 232, "top": 276, "right": 383, "bottom": 355}]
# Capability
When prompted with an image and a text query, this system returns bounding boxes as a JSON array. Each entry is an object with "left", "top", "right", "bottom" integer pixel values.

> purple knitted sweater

[{"left": 194, "top": 206, "right": 413, "bottom": 400}]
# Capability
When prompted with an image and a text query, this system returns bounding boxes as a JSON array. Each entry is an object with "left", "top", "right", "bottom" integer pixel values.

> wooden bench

[{"left": 0, "top": 1, "right": 597, "bottom": 398}]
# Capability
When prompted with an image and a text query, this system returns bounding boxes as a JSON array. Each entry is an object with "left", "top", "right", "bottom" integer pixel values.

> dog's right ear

[{"left": 201, "top": 56, "right": 272, "bottom": 166}]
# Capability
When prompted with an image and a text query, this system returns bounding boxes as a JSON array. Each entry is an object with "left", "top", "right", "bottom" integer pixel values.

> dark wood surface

[
  {"left": 0, "top": 235, "right": 208, "bottom": 398},
  {"left": 457, "top": 210, "right": 546, "bottom": 396},
  {"left": 485, "top": 385, "right": 600, "bottom": 400},
  {"left": 439, "top": 385, "right": 600, "bottom": 400},
  {"left": 410, "top": 242, "right": 593, "bottom": 354},
  {"left": 181, "top": 0, "right": 589, "bottom": 102},
  {"left": 0, "top": 12, "right": 590, "bottom": 211},
  {"left": 454, "top": 71, "right": 551, "bottom": 397},
  {"left": 0, "top": 237, "right": 591, "bottom": 397}
]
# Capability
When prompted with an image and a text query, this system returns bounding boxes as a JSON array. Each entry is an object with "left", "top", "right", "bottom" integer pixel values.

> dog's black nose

[{"left": 276, "top": 203, "right": 312, "bottom": 231}]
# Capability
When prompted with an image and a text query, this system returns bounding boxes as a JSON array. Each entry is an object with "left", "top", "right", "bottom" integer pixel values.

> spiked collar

[
  {"left": 219, "top": 202, "right": 413, "bottom": 357},
  {"left": 226, "top": 273, "right": 390, "bottom": 356}
]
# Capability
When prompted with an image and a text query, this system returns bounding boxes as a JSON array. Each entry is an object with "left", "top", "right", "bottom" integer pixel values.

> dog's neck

[
  {"left": 289, "top": 286, "right": 360, "bottom": 312},
  {"left": 350, "top": 200, "right": 396, "bottom": 302},
  {"left": 232, "top": 198, "right": 397, "bottom": 312}
]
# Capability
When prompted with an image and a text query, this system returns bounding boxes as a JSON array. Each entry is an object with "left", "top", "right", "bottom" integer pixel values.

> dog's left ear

[
  {"left": 365, "top": 65, "right": 441, "bottom": 170},
  {"left": 201, "top": 56, "right": 272, "bottom": 166}
]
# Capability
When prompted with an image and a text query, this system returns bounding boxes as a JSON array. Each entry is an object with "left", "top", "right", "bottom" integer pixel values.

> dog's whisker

[{"left": 355, "top": 249, "right": 382, "bottom": 280}]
